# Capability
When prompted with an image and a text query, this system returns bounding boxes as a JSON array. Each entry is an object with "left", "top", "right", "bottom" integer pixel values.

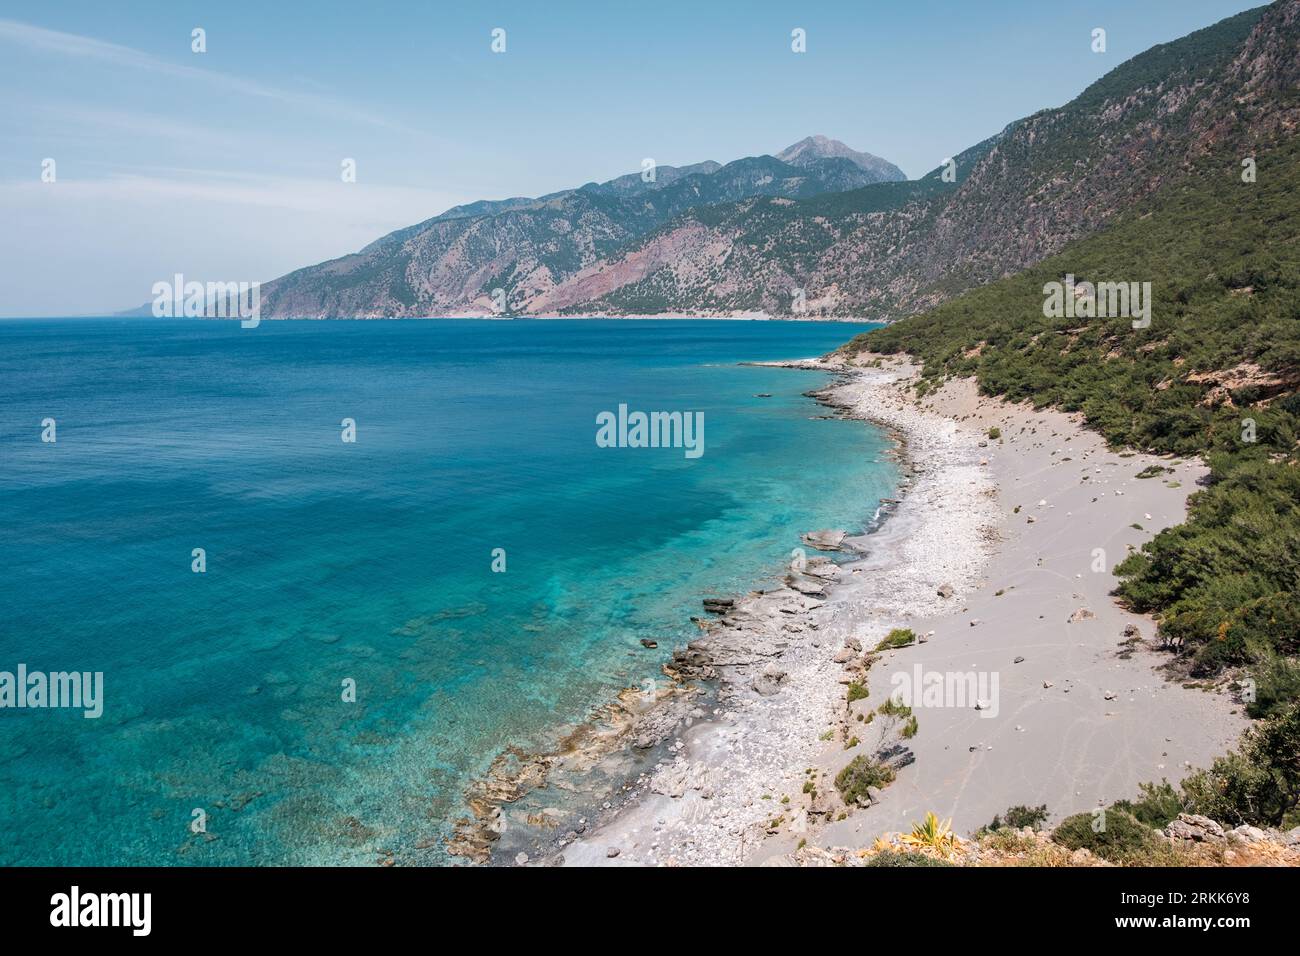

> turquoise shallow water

[{"left": 0, "top": 318, "right": 898, "bottom": 864}]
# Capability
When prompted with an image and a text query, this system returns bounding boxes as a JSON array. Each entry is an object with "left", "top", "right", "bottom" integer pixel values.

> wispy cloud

[
  {"left": 9, "top": 100, "right": 238, "bottom": 149},
  {"left": 0, "top": 167, "right": 462, "bottom": 220},
  {"left": 0, "top": 18, "right": 421, "bottom": 135}
]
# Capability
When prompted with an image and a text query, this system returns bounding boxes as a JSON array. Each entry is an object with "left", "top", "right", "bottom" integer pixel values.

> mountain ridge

[
  {"left": 563, "top": 3, "right": 1288, "bottom": 320},
  {"left": 253, "top": 138, "right": 905, "bottom": 318},
  {"left": 252, "top": 3, "right": 1294, "bottom": 321}
]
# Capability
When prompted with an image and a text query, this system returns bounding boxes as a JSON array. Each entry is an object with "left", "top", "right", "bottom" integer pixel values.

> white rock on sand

[{"left": 559, "top": 356, "right": 1246, "bottom": 867}]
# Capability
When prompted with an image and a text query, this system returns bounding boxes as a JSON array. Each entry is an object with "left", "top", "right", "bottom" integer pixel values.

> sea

[{"left": 0, "top": 318, "right": 899, "bottom": 864}]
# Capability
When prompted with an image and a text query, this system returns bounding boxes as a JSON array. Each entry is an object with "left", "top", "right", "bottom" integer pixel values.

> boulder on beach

[
  {"left": 668, "top": 646, "right": 717, "bottom": 682},
  {"left": 752, "top": 662, "right": 788, "bottom": 696},
  {"left": 801, "top": 529, "right": 848, "bottom": 552},
  {"left": 802, "top": 559, "right": 840, "bottom": 581},
  {"left": 787, "top": 575, "right": 827, "bottom": 596}
]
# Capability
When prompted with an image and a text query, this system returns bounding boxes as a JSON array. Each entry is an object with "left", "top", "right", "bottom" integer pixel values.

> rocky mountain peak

[{"left": 776, "top": 136, "right": 905, "bottom": 180}]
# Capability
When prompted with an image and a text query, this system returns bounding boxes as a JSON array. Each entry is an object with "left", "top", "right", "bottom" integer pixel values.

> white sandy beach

[{"left": 554, "top": 355, "right": 1247, "bottom": 866}]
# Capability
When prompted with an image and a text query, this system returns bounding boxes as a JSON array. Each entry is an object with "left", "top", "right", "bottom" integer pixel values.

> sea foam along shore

[{"left": 553, "top": 353, "right": 1247, "bottom": 866}]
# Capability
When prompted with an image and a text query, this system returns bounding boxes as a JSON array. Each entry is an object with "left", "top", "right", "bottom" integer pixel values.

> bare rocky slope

[{"left": 257, "top": 138, "right": 904, "bottom": 318}]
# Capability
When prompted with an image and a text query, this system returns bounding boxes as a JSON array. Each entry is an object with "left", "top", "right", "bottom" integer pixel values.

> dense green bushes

[
  {"left": 843, "top": 137, "right": 1300, "bottom": 682},
  {"left": 1113, "top": 456, "right": 1300, "bottom": 679}
]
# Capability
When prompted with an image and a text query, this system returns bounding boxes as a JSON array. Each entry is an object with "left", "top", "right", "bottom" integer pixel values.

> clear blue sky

[{"left": 0, "top": 0, "right": 1264, "bottom": 316}]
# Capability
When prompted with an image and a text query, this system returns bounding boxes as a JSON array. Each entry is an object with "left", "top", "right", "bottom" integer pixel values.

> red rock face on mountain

[
  {"left": 257, "top": 142, "right": 904, "bottom": 319},
  {"left": 259, "top": 2, "right": 1299, "bottom": 320}
]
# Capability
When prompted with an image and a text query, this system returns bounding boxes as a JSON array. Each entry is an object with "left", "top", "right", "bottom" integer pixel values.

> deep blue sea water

[{"left": 0, "top": 318, "right": 898, "bottom": 864}]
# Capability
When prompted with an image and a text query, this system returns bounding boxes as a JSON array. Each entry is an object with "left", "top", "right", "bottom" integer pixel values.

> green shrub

[
  {"left": 986, "top": 804, "right": 1049, "bottom": 831},
  {"left": 864, "top": 850, "right": 953, "bottom": 867},
  {"left": 1135, "top": 465, "right": 1172, "bottom": 479},
  {"left": 1244, "top": 656, "right": 1300, "bottom": 720},
  {"left": 1112, "top": 782, "right": 1184, "bottom": 828},
  {"left": 1051, "top": 809, "right": 1159, "bottom": 862},
  {"left": 979, "top": 828, "right": 1039, "bottom": 854},
  {"left": 834, "top": 756, "right": 896, "bottom": 805},
  {"left": 877, "top": 697, "right": 912, "bottom": 719},
  {"left": 874, "top": 628, "right": 917, "bottom": 651},
  {"left": 846, "top": 682, "right": 869, "bottom": 703},
  {"left": 987, "top": 426, "right": 1002, "bottom": 440}
]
